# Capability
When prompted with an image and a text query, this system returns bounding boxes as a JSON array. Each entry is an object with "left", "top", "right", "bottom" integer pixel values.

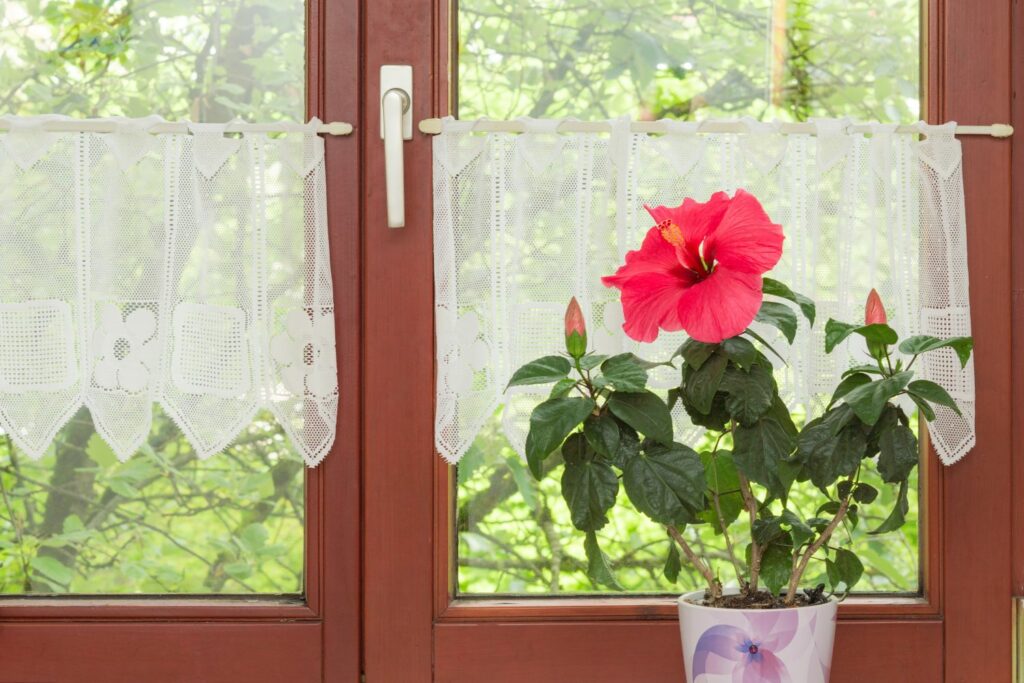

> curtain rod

[
  {"left": 417, "top": 118, "right": 1013, "bottom": 138},
  {"left": 0, "top": 120, "right": 353, "bottom": 136}
]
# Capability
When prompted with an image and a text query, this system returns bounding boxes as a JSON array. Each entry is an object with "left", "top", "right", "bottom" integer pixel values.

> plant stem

[
  {"left": 737, "top": 471, "right": 761, "bottom": 591},
  {"left": 667, "top": 525, "right": 722, "bottom": 600},
  {"left": 709, "top": 452, "right": 746, "bottom": 587},
  {"left": 784, "top": 495, "right": 852, "bottom": 605}
]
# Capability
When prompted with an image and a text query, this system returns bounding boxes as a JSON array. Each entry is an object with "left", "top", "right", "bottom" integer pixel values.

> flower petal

[
  {"left": 118, "top": 359, "right": 149, "bottom": 393},
  {"left": 676, "top": 268, "right": 763, "bottom": 343},
  {"left": 644, "top": 190, "right": 730, "bottom": 249},
  {"left": 307, "top": 365, "right": 337, "bottom": 397},
  {"left": 693, "top": 624, "right": 748, "bottom": 678},
  {"left": 740, "top": 648, "right": 791, "bottom": 683},
  {"left": 750, "top": 610, "right": 800, "bottom": 652},
  {"left": 281, "top": 365, "right": 307, "bottom": 395},
  {"left": 704, "top": 189, "right": 784, "bottom": 275},
  {"left": 602, "top": 226, "right": 697, "bottom": 342},
  {"left": 94, "top": 357, "right": 120, "bottom": 390}
]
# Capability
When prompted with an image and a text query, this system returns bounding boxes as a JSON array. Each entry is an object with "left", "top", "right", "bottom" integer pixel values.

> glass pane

[
  {"left": 0, "top": 0, "right": 306, "bottom": 595},
  {"left": 455, "top": 1, "right": 921, "bottom": 595}
]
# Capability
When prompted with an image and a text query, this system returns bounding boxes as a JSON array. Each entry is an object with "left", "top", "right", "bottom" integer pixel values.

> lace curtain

[
  {"left": 0, "top": 115, "right": 336, "bottom": 467},
  {"left": 433, "top": 116, "right": 973, "bottom": 466}
]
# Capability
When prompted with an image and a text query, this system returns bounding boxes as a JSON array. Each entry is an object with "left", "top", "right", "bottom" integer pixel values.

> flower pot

[{"left": 677, "top": 590, "right": 838, "bottom": 682}]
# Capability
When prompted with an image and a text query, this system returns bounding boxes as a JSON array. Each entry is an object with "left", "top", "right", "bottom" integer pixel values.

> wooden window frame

[
  {"left": 362, "top": 0, "right": 1014, "bottom": 680},
  {"left": 0, "top": 1, "right": 361, "bottom": 680}
]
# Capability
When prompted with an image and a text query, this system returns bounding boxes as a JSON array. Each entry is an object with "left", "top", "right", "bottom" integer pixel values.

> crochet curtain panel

[
  {"left": 0, "top": 115, "right": 336, "bottom": 467},
  {"left": 433, "top": 117, "right": 973, "bottom": 466}
]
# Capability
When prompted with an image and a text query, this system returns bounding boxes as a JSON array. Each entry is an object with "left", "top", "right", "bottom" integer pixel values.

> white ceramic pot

[{"left": 677, "top": 590, "right": 838, "bottom": 683}]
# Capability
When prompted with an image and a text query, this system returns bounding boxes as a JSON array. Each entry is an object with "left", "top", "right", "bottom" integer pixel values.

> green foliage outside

[
  {"left": 0, "top": 0, "right": 306, "bottom": 594},
  {"left": 456, "top": 0, "right": 923, "bottom": 595}
]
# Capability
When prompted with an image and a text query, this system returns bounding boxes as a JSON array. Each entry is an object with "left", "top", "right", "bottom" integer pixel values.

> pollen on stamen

[{"left": 658, "top": 219, "right": 686, "bottom": 247}]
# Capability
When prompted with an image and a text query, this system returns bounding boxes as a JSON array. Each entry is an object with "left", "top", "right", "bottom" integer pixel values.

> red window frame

[
  {"left": 361, "top": 0, "right": 1014, "bottom": 680},
  {"left": 0, "top": 1, "right": 361, "bottom": 680}
]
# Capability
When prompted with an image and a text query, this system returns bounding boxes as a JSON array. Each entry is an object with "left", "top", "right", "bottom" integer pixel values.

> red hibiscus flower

[{"left": 601, "top": 190, "right": 784, "bottom": 343}]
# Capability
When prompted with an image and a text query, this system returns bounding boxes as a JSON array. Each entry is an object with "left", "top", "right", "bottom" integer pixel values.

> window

[
  {"left": 0, "top": 0, "right": 306, "bottom": 595},
  {"left": 455, "top": 0, "right": 922, "bottom": 595}
]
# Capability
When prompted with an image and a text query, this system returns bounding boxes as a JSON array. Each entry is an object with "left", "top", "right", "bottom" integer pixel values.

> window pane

[
  {"left": 455, "top": 0, "right": 921, "bottom": 595},
  {"left": 0, "top": 0, "right": 306, "bottom": 595}
]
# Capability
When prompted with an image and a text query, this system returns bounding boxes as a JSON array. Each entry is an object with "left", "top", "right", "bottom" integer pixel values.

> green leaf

[
  {"left": 506, "top": 355, "right": 572, "bottom": 389},
  {"left": 597, "top": 353, "right": 649, "bottom": 392},
  {"left": 607, "top": 391, "right": 673, "bottom": 445},
  {"left": 796, "top": 406, "right": 868, "bottom": 489},
  {"left": 742, "top": 327, "right": 787, "bottom": 364},
  {"left": 907, "top": 379, "right": 962, "bottom": 417},
  {"left": 842, "top": 364, "right": 885, "bottom": 378},
  {"left": 561, "top": 450, "right": 619, "bottom": 531},
  {"left": 755, "top": 301, "right": 799, "bottom": 344},
  {"left": 825, "top": 319, "right": 900, "bottom": 354},
  {"left": 663, "top": 540, "right": 681, "bottom": 584},
  {"left": 870, "top": 479, "right": 911, "bottom": 534},
  {"left": 853, "top": 483, "right": 879, "bottom": 504},
  {"left": 622, "top": 442, "right": 706, "bottom": 525},
  {"left": 754, "top": 510, "right": 814, "bottom": 547},
  {"left": 677, "top": 339, "right": 718, "bottom": 370},
  {"left": 698, "top": 450, "right": 743, "bottom": 532},
  {"left": 578, "top": 354, "right": 608, "bottom": 371},
  {"left": 732, "top": 417, "right": 795, "bottom": 498},
  {"left": 584, "top": 531, "right": 623, "bottom": 590},
  {"left": 826, "top": 548, "right": 864, "bottom": 593},
  {"left": 841, "top": 371, "right": 913, "bottom": 425},
  {"left": 224, "top": 561, "right": 252, "bottom": 580},
  {"left": 549, "top": 377, "right": 578, "bottom": 399},
  {"left": 828, "top": 372, "right": 872, "bottom": 409},
  {"left": 908, "top": 394, "right": 935, "bottom": 421},
  {"left": 683, "top": 350, "right": 728, "bottom": 414},
  {"left": 525, "top": 397, "right": 596, "bottom": 478},
  {"left": 31, "top": 556, "right": 74, "bottom": 585},
  {"left": 877, "top": 423, "right": 918, "bottom": 483},
  {"left": 762, "top": 277, "right": 816, "bottom": 326},
  {"left": 584, "top": 413, "right": 620, "bottom": 460},
  {"left": 239, "top": 523, "right": 269, "bottom": 553},
  {"left": 749, "top": 540, "right": 793, "bottom": 596},
  {"left": 720, "top": 336, "right": 759, "bottom": 369},
  {"left": 719, "top": 364, "right": 776, "bottom": 425},
  {"left": 899, "top": 335, "right": 974, "bottom": 368}
]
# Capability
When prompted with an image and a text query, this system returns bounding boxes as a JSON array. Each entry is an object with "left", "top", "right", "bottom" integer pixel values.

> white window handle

[{"left": 380, "top": 66, "right": 412, "bottom": 228}]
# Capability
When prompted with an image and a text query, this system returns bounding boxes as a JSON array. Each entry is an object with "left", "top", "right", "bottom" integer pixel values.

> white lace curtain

[
  {"left": 0, "top": 115, "right": 336, "bottom": 467},
  {"left": 433, "top": 116, "right": 973, "bottom": 466}
]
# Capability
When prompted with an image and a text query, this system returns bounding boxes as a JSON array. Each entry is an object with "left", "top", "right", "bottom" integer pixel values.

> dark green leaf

[
  {"left": 853, "top": 483, "right": 879, "bottom": 504},
  {"left": 720, "top": 336, "right": 759, "bottom": 369},
  {"left": 898, "top": 335, "right": 974, "bottom": 368},
  {"left": 828, "top": 372, "right": 872, "bottom": 409},
  {"left": 683, "top": 350, "right": 728, "bottom": 414},
  {"left": 841, "top": 371, "right": 913, "bottom": 425},
  {"left": 720, "top": 363, "right": 776, "bottom": 425},
  {"left": 677, "top": 339, "right": 718, "bottom": 370},
  {"left": 877, "top": 423, "right": 918, "bottom": 483},
  {"left": 908, "top": 394, "right": 935, "bottom": 421},
  {"left": 826, "top": 548, "right": 864, "bottom": 592},
  {"left": 597, "top": 353, "right": 649, "bottom": 392},
  {"left": 733, "top": 417, "right": 795, "bottom": 498},
  {"left": 525, "top": 397, "right": 596, "bottom": 478},
  {"left": 698, "top": 450, "right": 743, "bottom": 532},
  {"left": 664, "top": 540, "right": 681, "bottom": 584},
  {"left": 584, "top": 413, "right": 620, "bottom": 460},
  {"left": 609, "top": 420, "right": 640, "bottom": 470},
  {"left": 742, "top": 327, "right": 788, "bottom": 364},
  {"left": 755, "top": 301, "right": 799, "bottom": 344},
  {"left": 622, "top": 442, "right": 705, "bottom": 525},
  {"left": 796, "top": 406, "right": 868, "bottom": 489},
  {"left": 561, "top": 453, "right": 619, "bottom": 531},
  {"left": 762, "top": 277, "right": 816, "bottom": 326},
  {"left": 607, "top": 391, "right": 673, "bottom": 445},
  {"left": 749, "top": 540, "right": 793, "bottom": 596},
  {"left": 856, "top": 323, "right": 900, "bottom": 346},
  {"left": 682, "top": 390, "right": 731, "bottom": 432},
  {"left": 907, "top": 379, "right": 962, "bottom": 417},
  {"left": 870, "top": 479, "right": 910, "bottom": 534},
  {"left": 842, "top": 364, "right": 885, "bottom": 378},
  {"left": 584, "top": 531, "right": 622, "bottom": 590},
  {"left": 507, "top": 355, "right": 572, "bottom": 389}
]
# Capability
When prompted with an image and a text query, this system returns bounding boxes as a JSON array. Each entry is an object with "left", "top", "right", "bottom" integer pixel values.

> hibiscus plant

[{"left": 508, "top": 190, "right": 973, "bottom": 607}]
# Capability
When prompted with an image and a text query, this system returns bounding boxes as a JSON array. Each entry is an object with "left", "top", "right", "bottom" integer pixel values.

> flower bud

[
  {"left": 864, "top": 289, "right": 887, "bottom": 326},
  {"left": 564, "top": 297, "right": 587, "bottom": 359}
]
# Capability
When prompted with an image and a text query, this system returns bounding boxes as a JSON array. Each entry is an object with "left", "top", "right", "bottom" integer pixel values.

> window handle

[{"left": 380, "top": 66, "right": 412, "bottom": 228}]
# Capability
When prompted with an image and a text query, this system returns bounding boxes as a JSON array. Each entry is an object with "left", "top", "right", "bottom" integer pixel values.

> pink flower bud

[
  {"left": 564, "top": 297, "right": 587, "bottom": 359},
  {"left": 864, "top": 289, "right": 887, "bottom": 325}
]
